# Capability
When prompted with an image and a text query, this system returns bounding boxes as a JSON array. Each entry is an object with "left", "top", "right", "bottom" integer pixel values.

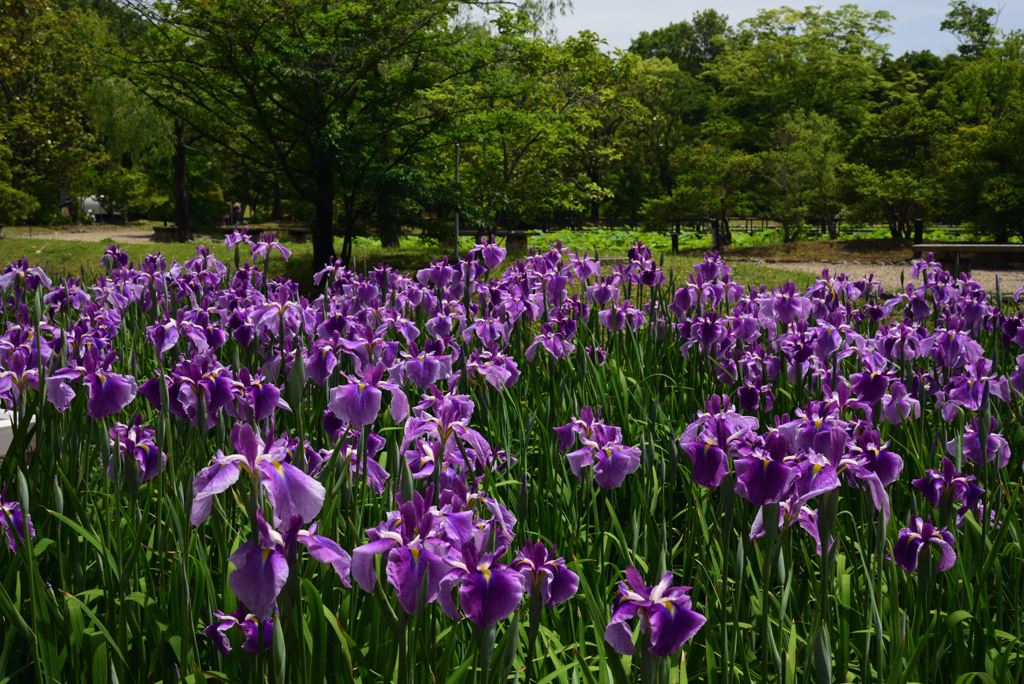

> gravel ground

[
  {"left": 6, "top": 226, "right": 160, "bottom": 244},
  {"left": 759, "top": 260, "right": 1024, "bottom": 294}
]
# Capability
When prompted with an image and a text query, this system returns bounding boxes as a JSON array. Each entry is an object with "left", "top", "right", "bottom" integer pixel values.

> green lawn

[{"left": 0, "top": 234, "right": 814, "bottom": 293}]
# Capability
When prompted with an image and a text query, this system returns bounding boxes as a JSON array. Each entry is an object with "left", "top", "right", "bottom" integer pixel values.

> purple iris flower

[
  {"left": 0, "top": 487, "right": 34, "bottom": 551},
  {"left": 851, "top": 430, "right": 904, "bottom": 489},
  {"left": 525, "top": 323, "right": 576, "bottom": 361},
  {"left": 84, "top": 369, "right": 137, "bottom": 419},
  {"left": 471, "top": 237, "right": 507, "bottom": 270},
  {"left": 229, "top": 511, "right": 350, "bottom": 620},
  {"left": 565, "top": 435, "right": 641, "bottom": 489},
  {"left": 191, "top": 424, "right": 326, "bottom": 528},
  {"left": 892, "top": 516, "right": 956, "bottom": 573},
  {"left": 912, "top": 457, "right": 984, "bottom": 514},
  {"left": 2, "top": 347, "right": 40, "bottom": 404},
  {"left": 881, "top": 381, "right": 921, "bottom": 425},
  {"left": 598, "top": 302, "right": 627, "bottom": 333},
  {"left": 849, "top": 349, "right": 890, "bottom": 404},
  {"left": 946, "top": 358, "right": 1010, "bottom": 414},
  {"left": 417, "top": 258, "right": 456, "bottom": 288},
  {"left": 680, "top": 396, "right": 758, "bottom": 490},
  {"left": 328, "top": 362, "right": 409, "bottom": 429},
  {"left": 305, "top": 339, "right": 339, "bottom": 386},
  {"left": 587, "top": 278, "right": 620, "bottom": 305},
  {"left": 147, "top": 319, "right": 180, "bottom": 360},
  {"left": 0, "top": 256, "right": 52, "bottom": 293},
  {"left": 761, "top": 283, "right": 811, "bottom": 325},
  {"left": 401, "top": 391, "right": 493, "bottom": 473},
  {"left": 107, "top": 416, "right": 165, "bottom": 484},
  {"left": 604, "top": 567, "right": 706, "bottom": 657},
  {"left": 401, "top": 344, "right": 447, "bottom": 390},
  {"left": 513, "top": 541, "right": 579, "bottom": 608},
  {"left": 734, "top": 432, "right": 800, "bottom": 507},
  {"left": 224, "top": 368, "right": 289, "bottom": 423},
  {"left": 439, "top": 542, "right": 524, "bottom": 628},
  {"left": 352, "top": 488, "right": 457, "bottom": 614},
  {"left": 585, "top": 345, "right": 608, "bottom": 366},
  {"left": 465, "top": 348, "right": 519, "bottom": 390},
  {"left": 250, "top": 232, "right": 292, "bottom": 262},
  {"left": 224, "top": 226, "right": 254, "bottom": 252},
  {"left": 946, "top": 417, "right": 1011, "bottom": 469},
  {"left": 139, "top": 357, "right": 237, "bottom": 428},
  {"left": 553, "top": 406, "right": 616, "bottom": 452},
  {"left": 204, "top": 603, "right": 273, "bottom": 655}
]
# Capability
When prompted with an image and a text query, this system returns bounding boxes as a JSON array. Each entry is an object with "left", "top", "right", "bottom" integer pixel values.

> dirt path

[
  {"left": 758, "top": 259, "right": 1024, "bottom": 295},
  {"left": 6, "top": 226, "right": 160, "bottom": 244}
]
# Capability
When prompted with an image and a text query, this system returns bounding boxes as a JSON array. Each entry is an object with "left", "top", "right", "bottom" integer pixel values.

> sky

[{"left": 551, "top": 1, "right": 1024, "bottom": 57}]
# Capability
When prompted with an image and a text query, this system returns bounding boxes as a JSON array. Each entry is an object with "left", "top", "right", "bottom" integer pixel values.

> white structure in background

[
  {"left": 81, "top": 195, "right": 118, "bottom": 222},
  {"left": 0, "top": 411, "right": 34, "bottom": 460}
]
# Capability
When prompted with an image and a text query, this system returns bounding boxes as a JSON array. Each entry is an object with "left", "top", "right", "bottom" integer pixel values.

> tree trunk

[
  {"left": 311, "top": 153, "right": 336, "bottom": 277},
  {"left": 378, "top": 193, "right": 400, "bottom": 248},
  {"left": 718, "top": 211, "right": 732, "bottom": 247},
  {"left": 588, "top": 168, "right": 600, "bottom": 222},
  {"left": 339, "top": 193, "right": 357, "bottom": 268},
  {"left": 271, "top": 179, "right": 282, "bottom": 221},
  {"left": 173, "top": 122, "right": 192, "bottom": 242}
]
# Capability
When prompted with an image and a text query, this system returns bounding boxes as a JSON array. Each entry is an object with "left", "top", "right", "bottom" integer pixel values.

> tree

[
  {"left": 439, "top": 31, "right": 628, "bottom": 231},
  {"left": 0, "top": 144, "right": 39, "bottom": 225},
  {"left": 934, "top": 32, "right": 1024, "bottom": 240},
  {"left": 641, "top": 120, "right": 757, "bottom": 245},
  {"left": 608, "top": 57, "right": 709, "bottom": 219},
  {"left": 0, "top": 0, "right": 104, "bottom": 213},
  {"left": 842, "top": 101, "right": 948, "bottom": 238},
  {"left": 941, "top": 1, "right": 1000, "bottom": 60},
  {"left": 628, "top": 10, "right": 730, "bottom": 74},
  {"left": 121, "top": 0, "right": 513, "bottom": 274},
  {"left": 702, "top": 5, "right": 893, "bottom": 143}
]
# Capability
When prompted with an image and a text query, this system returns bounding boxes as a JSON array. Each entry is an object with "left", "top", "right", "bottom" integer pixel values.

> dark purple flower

[
  {"left": 680, "top": 397, "right": 758, "bottom": 489},
  {"left": 525, "top": 323, "right": 576, "bottom": 361},
  {"left": 108, "top": 416, "right": 165, "bottom": 484},
  {"left": 352, "top": 489, "right": 456, "bottom": 614},
  {"left": 513, "top": 541, "right": 579, "bottom": 608},
  {"left": 472, "top": 237, "right": 507, "bottom": 270},
  {"left": 0, "top": 488, "right": 34, "bottom": 551},
  {"left": 250, "top": 232, "right": 292, "bottom": 262},
  {"left": 439, "top": 542, "right": 524, "bottom": 628},
  {"left": 566, "top": 437, "right": 641, "bottom": 489},
  {"left": 203, "top": 604, "right": 273, "bottom": 655},
  {"left": 734, "top": 433, "right": 799, "bottom": 507},
  {"left": 191, "top": 424, "right": 325, "bottom": 528},
  {"left": 892, "top": 516, "right": 956, "bottom": 573},
  {"left": 229, "top": 511, "right": 350, "bottom": 621},
  {"left": 224, "top": 368, "right": 288, "bottom": 423},
  {"left": 604, "top": 566, "right": 706, "bottom": 657},
  {"left": 947, "top": 418, "right": 1011, "bottom": 469},
  {"left": 328, "top": 362, "right": 408, "bottom": 429},
  {"left": 881, "top": 381, "right": 921, "bottom": 425},
  {"left": 912, "top": 457, "right": 983, "bottom": 514},
  {"left": 85, "top": 370, "right": 137, "bottom": 419}
]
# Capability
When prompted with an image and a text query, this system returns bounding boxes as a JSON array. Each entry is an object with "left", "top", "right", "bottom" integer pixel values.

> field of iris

[{"left": 0, "top": 230, "right": 1021, "bottom": 684}]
